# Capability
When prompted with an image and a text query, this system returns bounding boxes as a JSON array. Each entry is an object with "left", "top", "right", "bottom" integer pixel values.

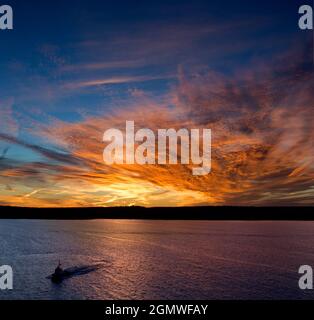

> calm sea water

[{"left": 0, "top": 220, "right": 314, "bottom": 300}]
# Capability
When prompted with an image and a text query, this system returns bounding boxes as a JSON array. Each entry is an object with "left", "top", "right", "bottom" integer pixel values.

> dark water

[{"left": 0, "top": 220, "right": 314, "bottom": 300}]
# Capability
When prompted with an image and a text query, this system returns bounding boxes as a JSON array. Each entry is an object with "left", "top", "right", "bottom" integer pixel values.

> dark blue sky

[
  {"left": 0, "top": 0, "right": 309, "bottom": 119},
  {"left": 0, "top": 0, "right": 311, "bottom": 144}
]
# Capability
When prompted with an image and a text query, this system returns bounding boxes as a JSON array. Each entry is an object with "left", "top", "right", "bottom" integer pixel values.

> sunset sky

[{"left": 0, "top": 0, "right": 313, "bottom": 207}]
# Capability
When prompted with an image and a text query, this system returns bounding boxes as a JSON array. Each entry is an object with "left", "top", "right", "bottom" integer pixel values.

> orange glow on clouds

[{"left": 0, "top": 50, "right": 313, "bottom": 207}]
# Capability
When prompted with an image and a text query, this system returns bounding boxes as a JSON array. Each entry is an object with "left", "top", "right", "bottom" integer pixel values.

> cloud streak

[{"left": 65, "top": 74, "right": 174, "bottom": 89}]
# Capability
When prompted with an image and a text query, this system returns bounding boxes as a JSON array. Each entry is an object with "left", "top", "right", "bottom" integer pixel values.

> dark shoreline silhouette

[{"left": 0, "top": 206, "right": 313, "bottom": 220}]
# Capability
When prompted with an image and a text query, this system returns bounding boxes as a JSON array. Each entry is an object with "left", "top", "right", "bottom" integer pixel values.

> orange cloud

[{"left": 1, "top": 48, "right": 313, "bottom": 207}]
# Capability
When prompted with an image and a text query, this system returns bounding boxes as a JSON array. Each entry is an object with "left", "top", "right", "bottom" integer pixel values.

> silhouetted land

[{"left": 0, "top": 206, "right": 313, "bottom": 220}]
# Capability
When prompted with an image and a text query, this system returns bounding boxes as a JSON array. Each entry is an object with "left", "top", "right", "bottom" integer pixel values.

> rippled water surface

[{"left": 0, "top": 220, "right": 314, "bottom": 300}]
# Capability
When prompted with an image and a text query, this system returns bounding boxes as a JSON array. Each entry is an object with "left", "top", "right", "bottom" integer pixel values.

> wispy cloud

[
  {"left": 61, "top": 58, "right": 151, "bottom": 72},
  {"left": 0, "top": 98, "right": 18, "bottom": 136},
  {"left": 1, "top": 46, "right": 313, "bottom": 207},
  {"left": 0, "top": 133, "right": 84, "bottom": 166},
  {"left": 64, "top": 74, "right": 175, "bottom": 89}
]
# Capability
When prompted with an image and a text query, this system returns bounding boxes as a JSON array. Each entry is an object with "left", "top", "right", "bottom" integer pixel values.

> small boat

[
  {"left": 47, "top": 263, "right": 101, "bottom": 283},
  {"left": 50, "top": 270, "right": 70, "bottom": 283}
]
